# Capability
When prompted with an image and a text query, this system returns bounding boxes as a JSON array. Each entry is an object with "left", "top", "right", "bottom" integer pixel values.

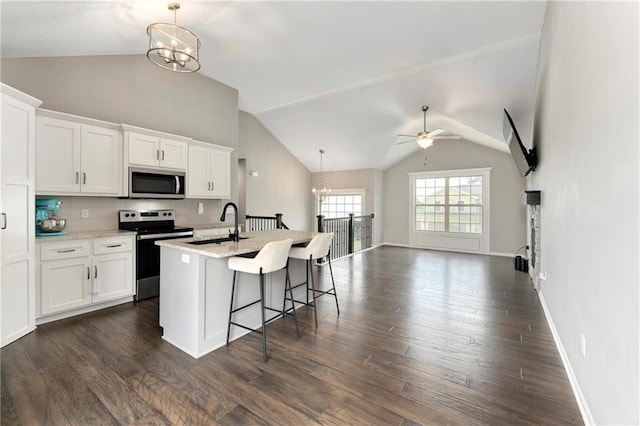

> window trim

[
  {"left": 316, "top": 188, "right": 367, "bottom": 218},
  {"left": 408, "top": 167, "right": 491, "bottom": 254}
]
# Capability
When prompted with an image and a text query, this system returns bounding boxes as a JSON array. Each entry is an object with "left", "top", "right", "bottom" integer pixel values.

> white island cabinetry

[
  {"left": 36, "top": 110, "right": 122, "bottom": 196},
  {"left": 37, "top": 234, "right": 134, "bottom": 323},
  {"left": 187, "top": 141, "right": 232, "bottom": 199},
  {"left": 157, "top": 230, "right": 315, "bottom": 358}
]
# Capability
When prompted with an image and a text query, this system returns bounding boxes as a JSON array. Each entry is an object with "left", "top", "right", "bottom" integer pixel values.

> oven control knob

[
  {"left": 167, "top": 212, "right": 172, "bottom": 216},
  {"left": 125, "top": 213, "right": 130, "bottom": 217},
  {"left": 131, "top": 213, "right": 136, "bottom": 217}
]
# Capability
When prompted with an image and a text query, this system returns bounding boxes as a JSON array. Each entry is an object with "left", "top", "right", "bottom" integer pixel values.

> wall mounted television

[{"left": 503, "top": 108, "right": 537, "bottom": 176}]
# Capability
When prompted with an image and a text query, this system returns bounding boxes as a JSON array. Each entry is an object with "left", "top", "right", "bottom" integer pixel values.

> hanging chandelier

[
  {"left": 147, "top": 3, "right": 201, "bottom": 73},
  {"left": 312, "top": 149, "right": 331, "bottom": 200}
]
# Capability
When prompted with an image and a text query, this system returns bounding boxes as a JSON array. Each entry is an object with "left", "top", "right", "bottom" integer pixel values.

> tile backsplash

[{"left": 46, "top": 196, "right": 230, "bottom": 232}]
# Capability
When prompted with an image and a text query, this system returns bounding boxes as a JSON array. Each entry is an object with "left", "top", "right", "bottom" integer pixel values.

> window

[
  {"left": 413, "top": 172, "right": 486, "bottom": 234},
  {"left": 319, "top": 189, "right": 365, "bottom": 219}
]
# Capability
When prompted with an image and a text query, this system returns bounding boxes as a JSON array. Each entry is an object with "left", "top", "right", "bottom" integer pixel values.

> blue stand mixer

[{"left": 36, "top": 198, "right": 67, "bottom": 236}]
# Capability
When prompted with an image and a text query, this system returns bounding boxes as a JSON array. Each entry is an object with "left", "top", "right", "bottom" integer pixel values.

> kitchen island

[{"left": 156, "top": 229, "right": 316, "bottom": 358}]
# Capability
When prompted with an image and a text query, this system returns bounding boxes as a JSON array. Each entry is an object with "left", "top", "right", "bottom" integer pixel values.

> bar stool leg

[
  {"left": 285, "top": 265, "right": 300, "bottom": 338},
  {"left": 226, "top": 270, "right": 237, "bottom": 346},
  {"left": 305, "top": 258, "right": 310, "bottom": 306},
  {"left": 308, "top": 256, "right": 318, "bottom": 329},
  {"left": 259, "top": 271, "right": 267, "bottom": 362},
  {"left": 328, "top": 255, "right": 340, "bottom": 315}
]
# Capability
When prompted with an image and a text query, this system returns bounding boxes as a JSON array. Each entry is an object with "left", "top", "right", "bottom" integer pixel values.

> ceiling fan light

[{"left": 417, "top": 138, "right": 434, "bottom": 149}]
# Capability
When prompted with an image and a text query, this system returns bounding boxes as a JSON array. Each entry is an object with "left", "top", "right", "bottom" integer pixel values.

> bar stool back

[
  {"left": 226, "top": 238, "right": 299, "bottom": 362},
  {"left": 287, "top": 232, "right": 338, "bottom": 328}
]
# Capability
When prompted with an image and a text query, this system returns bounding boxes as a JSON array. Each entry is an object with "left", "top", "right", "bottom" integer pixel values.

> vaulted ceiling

[{"left": 1, "top": 1, "right": 547, "bottom": 172}]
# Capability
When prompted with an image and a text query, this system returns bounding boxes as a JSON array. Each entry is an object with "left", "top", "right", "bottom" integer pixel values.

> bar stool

[
  {"left": 226, "top": 238, "right": 300, "bottom": 362},
  {"left": 286, "top": 232, "right": 338, "bottom": 329}
]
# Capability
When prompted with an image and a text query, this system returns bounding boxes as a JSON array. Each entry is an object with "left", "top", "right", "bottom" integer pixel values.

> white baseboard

[
  {"left": 382, "top": 243, "right": 514, "bottom": 258},
  {"left": 538, "top": 291, "right": 594, "bottom": 425},
  {"left": 382, "top": 242, "right": 415, "bottom": 248},
  {"left": 488, "top": 251, "right": 515, "bottom": 258}
]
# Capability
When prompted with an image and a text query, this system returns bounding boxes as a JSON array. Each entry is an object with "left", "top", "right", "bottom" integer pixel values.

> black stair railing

[
  {"left": 317, "top": 213, "right": 374, "bottom": 261},
  {"left": 245, "top": 213, "right": 289, "bottom": 231}
]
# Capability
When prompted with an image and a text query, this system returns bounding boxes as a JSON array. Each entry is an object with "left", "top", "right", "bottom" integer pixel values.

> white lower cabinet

[
  {"left": 38, "top": 236, "right": 134, "bottom": 320},
  {"left": 40, "top": 256, "right": 92, "bottom": 315},
  {"left": 90, "top": 252, "right": 133, "bottom": 304}
]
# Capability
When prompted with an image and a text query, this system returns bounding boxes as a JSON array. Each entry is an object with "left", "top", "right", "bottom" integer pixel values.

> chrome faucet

[{"left": 220, "top": 202, "right": 240, "bottom": 242}]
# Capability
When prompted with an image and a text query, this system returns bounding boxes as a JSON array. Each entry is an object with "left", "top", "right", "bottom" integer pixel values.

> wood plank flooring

[{"left": 1, "top": 246, "right": 582, "bottom": 425}]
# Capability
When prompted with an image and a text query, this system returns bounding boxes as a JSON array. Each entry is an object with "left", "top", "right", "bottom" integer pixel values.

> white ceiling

[{"left": 1, "top": 1, "right": 547, "bottom": 172}]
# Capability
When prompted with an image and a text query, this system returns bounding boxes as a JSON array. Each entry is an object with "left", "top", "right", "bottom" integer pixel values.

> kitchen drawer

[
  {"left": 92, "top": 236, "right": 133, "bottom": 255},
  {"left": 40, "top": 240, "right": 91, "bottom": 261}
]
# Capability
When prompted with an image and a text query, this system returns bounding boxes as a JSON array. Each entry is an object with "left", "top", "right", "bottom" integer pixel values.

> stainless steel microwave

[{"left": 128, "top": 167, "right": 185, "bottom": 199}]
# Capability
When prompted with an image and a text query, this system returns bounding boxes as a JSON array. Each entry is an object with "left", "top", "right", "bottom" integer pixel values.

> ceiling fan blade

[
  {"left": 395, "top": 139, "right": 415, "bottom": 145},
  {"left": 433, "top": 135, "right": 462, "bottom": 140},
  {"left": 427, "top": 129, "right": 445, "bottom": 137},
  {"left": 397, "top": 134, "right": 416, "bottom": 138}
]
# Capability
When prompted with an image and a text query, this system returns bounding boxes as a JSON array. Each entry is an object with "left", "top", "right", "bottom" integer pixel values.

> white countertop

[
  {"left": 36, "top": 229, "right": 137, "bottom": 242},
  {"left": 156, "top": 229, "right": 316, "bottom": 259},
  {"left": 189, "top": 223, "right": 231, "bottom": 231}
]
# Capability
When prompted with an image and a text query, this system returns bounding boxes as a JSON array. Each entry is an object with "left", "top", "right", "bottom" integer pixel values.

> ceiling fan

[{"left": 396, "top": 105, "right": 461, "bottom": 148}]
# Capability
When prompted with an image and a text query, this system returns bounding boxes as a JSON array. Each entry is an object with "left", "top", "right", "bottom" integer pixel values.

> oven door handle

[{"left": 137, "top": 231, "right": 193, "bottom": 240}]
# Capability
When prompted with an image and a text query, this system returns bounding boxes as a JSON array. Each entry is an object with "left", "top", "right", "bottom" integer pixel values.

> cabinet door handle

[
  {"left": 162, "top": 150, "right": 165, "bottom": 160},
  {"left": 75, "top": 171, "right": 79, "bottom": 184},
  {"left": 106, "top": 244, "right": 122, "bottom": 248},
  {"left": 1, "top": 213, "right": 6, "bottom": 230},
  {"left": 83, "top": 172, "right": 86, "bottom": 185},
  {"left": 57, "top": 248, "right": 76, "bottom": 253},
  {"left": 211, "top": 182, "right": 214, "bottom": 191},
  {"left": 156, "top": 149, "right": 160, "bottom": 160},
  {"left": 92, "top": 267, "right": 98, "bottom": 295},
  {"left": 87, "top": 266, "right": 90, "bottom": 280},
  {"left": 207, "top": 181, "right": 211, "bottom": 190}
]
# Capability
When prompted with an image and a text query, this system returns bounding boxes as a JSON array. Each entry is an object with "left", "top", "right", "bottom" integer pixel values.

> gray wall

[
  {"left": 238, "top": 111, "right": 312, "bottom": 231},
  {"left": 383, "top": 140, "right": 526, "bottom": 254},
  {"left": 1, "top": 55, "right": 238, "bottom": 147},
  {"left": 311, "top": 168, "right": 384, "bottom": 245},
  {"left": 529, "top": 2, "right": 639, "bottom": 423}
]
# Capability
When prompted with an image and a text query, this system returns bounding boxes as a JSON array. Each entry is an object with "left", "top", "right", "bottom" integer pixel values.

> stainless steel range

[{"left": 118, "top": 209, "right": 193, "bottom": 301}]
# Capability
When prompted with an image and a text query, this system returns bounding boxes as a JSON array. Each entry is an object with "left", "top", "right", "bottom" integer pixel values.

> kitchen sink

[{"left": 187, "top": 236, "right": 249, "bottom": 245}]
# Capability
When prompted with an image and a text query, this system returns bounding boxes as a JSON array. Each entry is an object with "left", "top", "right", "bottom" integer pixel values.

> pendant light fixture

[
  {"left": 312, "top": 149, "right": 331, "bottom": 200},
  {"left": 147, "top": 3, "right": 201, "bottom": 73}
]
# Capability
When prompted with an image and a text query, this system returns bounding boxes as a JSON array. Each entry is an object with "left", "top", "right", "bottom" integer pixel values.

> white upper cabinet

[
  {"left": 127, "top": 132, "right": 159, "bottom": 168},
  {"left": 159, "top": 138, "right": 188, "bottom": 170},
  {"left": 187, "top": 142, "right": 232, "bottom": 199},
  {"left": 36, "top": 116, "right": 81, "bottom": 193},
  {"left": 123, "top": 125, "right": 189, "bottom": 171},
  {"left": 36, "top": 111, "right": 122, "bottom": 196}
]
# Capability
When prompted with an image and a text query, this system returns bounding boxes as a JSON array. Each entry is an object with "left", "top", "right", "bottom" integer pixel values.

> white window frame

[
  {"left": 408, "top": 168, "right": 491, "bottom": 254},
  {"left": 316, "top": 188, "right": 366, "bottom": 218}
]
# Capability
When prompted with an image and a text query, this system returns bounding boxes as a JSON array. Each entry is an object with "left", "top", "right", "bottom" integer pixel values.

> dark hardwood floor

[{"left": 1, "top": 246, "right": 582, "bottom": 425}]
